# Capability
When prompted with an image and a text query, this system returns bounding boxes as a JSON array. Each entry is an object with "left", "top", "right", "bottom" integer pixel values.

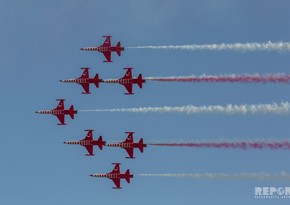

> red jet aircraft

[
  {"left": 106, "top": 132, "right": 147, "bottom": 158},
  {"left": 35, "top": 99, "right": 77, "bottom": 125},
  {"left": 90, "top": 163, "right": 133, "bottom": 189},
  {"left": 63, "top": 130, "right": 106, "bottom": 156},
  {"left": 80, "top": 36, "right": 124, "bottom": 62},
  {"left": 103, "top": 68, "right": 145, "bottom": 95},
  {"left": 60, "top": 68, "right": 145, "bottom": 95},
  {"left": 60, "top": 68, "right": 103, "bottom": 94}
]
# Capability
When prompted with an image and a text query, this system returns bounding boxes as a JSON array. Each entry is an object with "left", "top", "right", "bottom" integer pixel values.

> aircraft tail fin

[{"left": 125, "top": 169, "right": 133, "bottom": 183}]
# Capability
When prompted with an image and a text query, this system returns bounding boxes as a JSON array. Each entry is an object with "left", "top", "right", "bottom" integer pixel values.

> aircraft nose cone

[
  {"left": 35, "top": 111, "right": 39, "bottom": 113},
  {"left": 89, "top": 174, "right": 94, "bottom": 177},
  {"left": 80, "top": 48, "right": 84, "bottom": 50},
  {"left": 63, "top": 141, "right": 67, "bottom": 144}
]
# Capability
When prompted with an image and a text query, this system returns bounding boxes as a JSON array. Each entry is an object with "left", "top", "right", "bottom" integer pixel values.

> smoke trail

[
  {"left": 145, "top": 74, "right": 290, "bottom": 83},
  {"left": 127, "top": 41, "right": 290, "bottom": 52},
  {"left": 79, "top": 102, "right": 290, "bottom": 115},
  {"left": 149, "top": 141, "right": 290, "bottom": 150},
  {"left": 136, "top": 172, "right": 290, "bottom": 180}
]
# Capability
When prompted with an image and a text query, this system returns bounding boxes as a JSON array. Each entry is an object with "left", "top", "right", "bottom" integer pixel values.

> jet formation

[
  {"left": 60, "top": 67, "right": 145, "bottom": 95},
  {"left": 64, "top": 131, "right": 147, "bottom": 159},
  {"left": 37, "top": 36, "right": 145, "bottom": 189}
]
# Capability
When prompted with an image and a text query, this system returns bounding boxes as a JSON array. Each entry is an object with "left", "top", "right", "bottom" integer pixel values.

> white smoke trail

[
  {"left": 127, "top": 41, "right": 290, "bottom": 52},
  {"left": 145, "top": 73, "right": 290, "bottom": 83},
  {"left": 136, "top": 172, "right": 290, "bottom": 180},
  {"left": 149, "top": 140, "right": 290, "bottom": 150},
  {"left": 79, "top": 102, "right": 290, "bottom": 115}
]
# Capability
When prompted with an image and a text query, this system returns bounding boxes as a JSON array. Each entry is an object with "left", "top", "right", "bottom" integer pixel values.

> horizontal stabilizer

[
  {"left": 138, "top": 138, "right": 146, "bottom": 153},
  {"left": 97, "top": 136, "right": 106, "bottom": 150},
  {"left": 137, "top": 74, "right": 144, "bottom": 88},
  {"left": 69, "top": 105, "right": 77, "bottom": 119},
  {"left": 94, "top": 74, "right": 101, "bottom": 88}
]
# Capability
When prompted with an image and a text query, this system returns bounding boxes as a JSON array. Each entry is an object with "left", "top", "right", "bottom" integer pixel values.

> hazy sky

[{"left": 1, "top": 1, "right": 290, "bottom": 205}]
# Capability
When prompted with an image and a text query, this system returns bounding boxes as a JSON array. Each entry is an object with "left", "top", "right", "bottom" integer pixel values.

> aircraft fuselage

[
  {"left": 103, "top": 78, "right": 138, "bottom": 85},
  {"left": 64, "top": 140, "right": 100, "bottom": 146}
]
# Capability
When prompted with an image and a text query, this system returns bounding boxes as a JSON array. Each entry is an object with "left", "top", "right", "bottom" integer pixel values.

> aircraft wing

[
  {"left": 123, "top": 69, "right": 132, "bottom": 79},
  {"left": 56, "top": 114, "right": 65, "bottom": 125},
  {"left": 102, "top": 51, "right": 111, "bottom": 62},
  {"left": 102, "top": 36, "right": 111, "bottom": 46},
  {"left": 80, "top": 68, "right": 89, "bottom": 78},
  {"left": 124, "top": 132, "right": 134, "bottom": 143},
  {"left": 84, "top": 130, "right": 93, "bottom": 140},
  {"left": 80, "top": 83, "right": 90, "bottom": 94},
  {"left": 123, "top": 84, "right": 133, "bottom": 95},
  {"left": 55, "top": 100, "right": 64, "bottom": 110},
  {"left": 124, "top": 147, "right": 134, "bottom": 158},
  {"left": 111, "top": 178, "right": 121, "bottom": 189},
  {"left": 111, "top": 163, "right": 120, "bottom": 174},
  {"left": 84, "top": 145, "right": 94, "bottom": 155}
]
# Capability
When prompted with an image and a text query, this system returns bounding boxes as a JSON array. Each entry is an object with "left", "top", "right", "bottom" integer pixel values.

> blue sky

[{"left": 1, "top": 1, "right": 290, "bottom": 204}]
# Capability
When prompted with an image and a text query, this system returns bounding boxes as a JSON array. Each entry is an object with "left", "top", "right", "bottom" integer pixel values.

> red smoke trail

[
  {"left": 146, "top": 74, "right": 290, "bottom": 83},
  {"left": 149, "top": 141, "right": 290, "bottom": 150}
]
